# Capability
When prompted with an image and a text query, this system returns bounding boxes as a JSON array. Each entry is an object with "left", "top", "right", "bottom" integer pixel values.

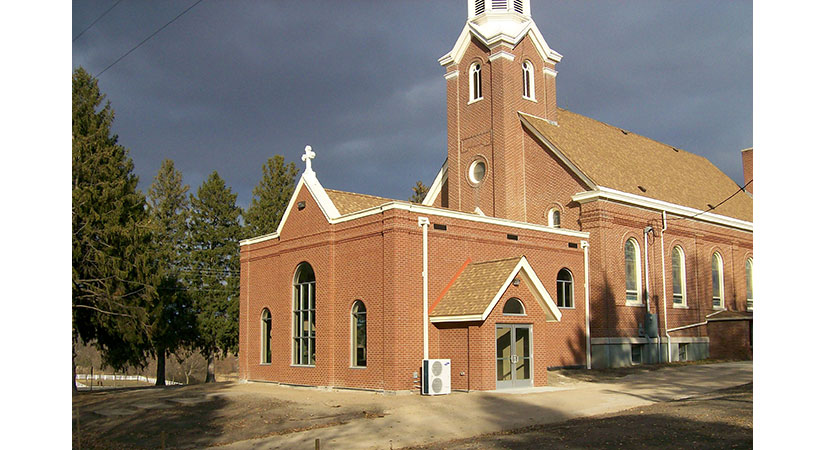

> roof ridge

[{"left": 325, "top": 188, "right": 398, "bottom": 202}]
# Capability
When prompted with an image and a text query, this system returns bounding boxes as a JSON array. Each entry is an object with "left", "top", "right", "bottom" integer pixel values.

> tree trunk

[
  {"left": 155, "top": 347, "right": 166, "bottom": 386},
  {"left": 72, "top": 339, "right": 78, "bottom": 392},
  {"left": 204, "top": 352, "right": 216, "bottom": 383}
]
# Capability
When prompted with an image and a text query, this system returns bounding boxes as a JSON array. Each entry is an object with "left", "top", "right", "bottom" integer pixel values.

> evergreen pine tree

[
  {"left": 187, "top": 171, "right": 242, "bottom": 382},
  {"left": 146, "top": 159, "right": 197, "bottom": 385},
  {"left": 409, "top": 180, "right": 429, "bottom": 204},
  {"left": 244, "top": 154, "right": 298, "bottom": 238},
  {"left": 72, "top": 67, "right": 154, "bottom": 389}
]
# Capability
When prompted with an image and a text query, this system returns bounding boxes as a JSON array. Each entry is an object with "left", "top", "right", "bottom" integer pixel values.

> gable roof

[
  {"left": 519, "top": 110, "right": 752, "bottom": 222},
  {"left": 325, "top": 189, "right": 396, "bottom": 215},
  {"left": 429, "top": 256, "right": 561, "bottom": 323}
]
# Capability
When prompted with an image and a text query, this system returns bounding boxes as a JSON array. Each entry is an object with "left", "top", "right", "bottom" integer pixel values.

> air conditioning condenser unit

[{"left": 422, "top": 359, "right": 451, "bottom": 395}]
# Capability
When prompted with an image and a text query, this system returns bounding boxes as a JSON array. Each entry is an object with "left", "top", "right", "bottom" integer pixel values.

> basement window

[
  {"left": 631, "top": 344, "right": 642, "bottom": 365},
  {"left": 678, "top": 343, "right": 689, "bottom": 362}
]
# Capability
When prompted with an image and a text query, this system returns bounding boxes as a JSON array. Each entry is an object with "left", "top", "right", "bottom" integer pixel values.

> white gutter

[
  {"left": 667, "top": 321, "right": 707, "bottom": 333},
  {"left": 643, "top": 227, "right": 652, "bottom": 313},
  {"left": 582, "top": 240, "right": 592, "bottom": 370},
  {"left": 661, "top": 211, "right": 671, "bottom": 362},
  {"left": 418, "top": 217, "right": 431, "bottom": 361}
]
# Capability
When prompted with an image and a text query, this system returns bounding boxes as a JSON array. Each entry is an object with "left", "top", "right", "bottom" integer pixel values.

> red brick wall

[{"left": 707, "top": 320, "right": 752, "bottom": 360}]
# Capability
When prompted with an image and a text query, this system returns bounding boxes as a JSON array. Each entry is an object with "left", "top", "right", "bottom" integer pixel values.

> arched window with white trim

[
  {"left": 351, "top": 300, "right": 367, "bottom": 367},
  {"left": 711, "top": 252, "right": 724, "bottom": 309},
  {"left": 625, "top": 239, "right": 642, "bottom": 304},
  {"left": 502, "top": 297, "right": 525, "bottom": 315},
  {"left": 671, "top": 246, "right": 686, "bottom": 306},
  {"left": 293, "top": 262, "right": 316, "bottom": 366},
  {"left": 261, "top": 308, "right": 272, "bottom": 364},
  {"left": 548, "top": 208, "right": 561, "bottom": 228},
  {"left": 746, "top": 258, "right": 753, "bottom": 310},
  {"left": 556, "top": 269, "right": 573, "bottom": 308},
  {"left": 522, "top": 60, "right": 535, "bottom": 100},
  {"left": 470, "top": 63, "right": 482, "bottom": 102}
]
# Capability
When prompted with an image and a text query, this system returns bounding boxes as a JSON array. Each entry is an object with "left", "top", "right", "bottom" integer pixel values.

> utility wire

[
  {"left": 73, "top": 0, "right": 124, "bottom": 42},
  {"left": 668, "top": 179, "right": 752, "bottom": 222},
  {"left": 95, "top": 0, "right": 204, "bottom": 78}
]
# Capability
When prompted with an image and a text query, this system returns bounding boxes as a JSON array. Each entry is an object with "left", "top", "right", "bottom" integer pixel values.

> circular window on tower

[{"left": 468, "top": 158, "right": 487, "bottom": 185}]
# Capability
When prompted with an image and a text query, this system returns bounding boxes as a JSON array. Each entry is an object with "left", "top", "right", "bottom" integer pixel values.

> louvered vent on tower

[
  {"left": 492, "top": 0, "right": 507, "bottom": 10},
  {"left": 475, "top": 0, "right": 485, "bottom": 16},
  {"left": 514, "top": 0, "right": 524, "bottom": 14}
]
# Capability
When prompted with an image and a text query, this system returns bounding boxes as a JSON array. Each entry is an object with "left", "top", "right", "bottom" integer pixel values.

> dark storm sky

[{"left": 71, "top": 0, "right": 753, "bottom": 209}]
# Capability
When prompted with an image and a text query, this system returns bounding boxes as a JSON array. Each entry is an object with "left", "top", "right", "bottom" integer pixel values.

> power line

[
  {"left": 668, "top": 179, "right": 752, "bottom": 223},
  {"left": 73, "top": 0, "right": 124, "bottom": 42},
  {"left": 95, "top": 0, "right": 204, "bottom": 78}
]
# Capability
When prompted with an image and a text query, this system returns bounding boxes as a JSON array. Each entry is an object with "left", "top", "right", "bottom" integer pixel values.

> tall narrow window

[
  {"left": 746, "top": 258, "right": 753, "bottom": 310},
  {"left": 470, "top": 63, "right": 482, "bottom": 101},
  {"left": 711, "top": 252, "right": 724, "bottom": 309},
  {"left": 351, "top": 300, "right": 367, "bottom": 367},
  {"left": 671, "top": 246, "right": 686, "bottom": 306},
  {"left": 261, "top": 309, "right": 272, "bottom": 364},
  {"left": 293, "top": 262, "right": 316, "bottom": 366},
  {"left": 522, "top": 60, "right": 535, "bottom": 100},
  {"left": 625, "top": 239, "right": 642, "bottom": 304},
  {"left": 556, "top": 269, "right": 573, "bottom": 308}
]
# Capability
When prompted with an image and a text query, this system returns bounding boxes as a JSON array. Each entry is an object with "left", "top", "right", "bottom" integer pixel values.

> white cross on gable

[{"left": 302, "top": 145, "right": 316, "bottom": 174}]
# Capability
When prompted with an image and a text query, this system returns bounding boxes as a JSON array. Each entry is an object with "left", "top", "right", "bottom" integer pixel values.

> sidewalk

[{"left": 216, "top": 361, "right": 752, "bottom": 449}]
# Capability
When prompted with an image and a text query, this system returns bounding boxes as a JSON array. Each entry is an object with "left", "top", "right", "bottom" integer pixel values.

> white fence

[{"left": 75, "top": 373, "right": 182, "bottom": 386}]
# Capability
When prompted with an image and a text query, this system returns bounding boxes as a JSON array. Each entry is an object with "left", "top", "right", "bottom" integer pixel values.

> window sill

[
  {"left": 259, "top": 363, "right": 271, "bottom": 366},
  {"left": 625, "top": 301, "right": 645, "bottom": 307},
  {"left": 290, "top": 364, "right": 316, "bottom": 368},
  {"left": 673, "top": 304, "right": 689, "bottom": 309},
  {"left": 522, "top": 96, "right": 537, "bottom": 103},
  {"left": 467, "top": 97, "right": 483, "bottom": 105},
  {"left": 557, "top": 306, "right": 575, "bottom": 310},
  {"left": 712, "top": 306, "right": 725, "bottom": 311},
  {"left": 349, "top": 366, "right": 367, "bottom": 370}
]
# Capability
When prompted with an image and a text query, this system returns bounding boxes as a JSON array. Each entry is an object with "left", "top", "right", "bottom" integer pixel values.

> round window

[{"left": 469, "top": 159, "right": 486, "bottom": 184}]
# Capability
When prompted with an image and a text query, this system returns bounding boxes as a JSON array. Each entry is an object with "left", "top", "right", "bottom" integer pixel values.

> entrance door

[{"left": 496, "top": 324, "right": 533, "bottom": 389}]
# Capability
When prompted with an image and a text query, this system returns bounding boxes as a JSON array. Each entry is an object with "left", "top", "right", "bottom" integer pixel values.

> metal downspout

[
  {"left": 582, "top": 240, "right": 591, "bottom": 369},
  {"left": 661, "top": 211, "right": 671, "bottom": 362},
  {"left": 418, "top": 217, "right": 430, "bottom": 361}
]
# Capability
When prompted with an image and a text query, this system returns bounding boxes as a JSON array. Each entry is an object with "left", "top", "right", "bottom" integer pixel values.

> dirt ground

[
  {"left": 72, "top": 361, "right": 751, "bottom": 449},
  {"left": 408, "top": 382, "right": 753, "bottom": 449}
]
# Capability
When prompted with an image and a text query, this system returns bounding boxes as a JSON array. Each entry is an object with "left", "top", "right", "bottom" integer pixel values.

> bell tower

[{"left": 439, "top": 0, "right": 562, "bottom": 221}]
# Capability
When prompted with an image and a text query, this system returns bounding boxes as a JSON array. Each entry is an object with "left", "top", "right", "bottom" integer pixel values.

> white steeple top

[{"left": 441, "top": 0, "right": 560, "bottom": 67}]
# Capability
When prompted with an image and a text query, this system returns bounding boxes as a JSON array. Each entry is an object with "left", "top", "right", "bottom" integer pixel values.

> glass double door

[{"left": 496, "top": 324, "right": 533, "bottom": 389}]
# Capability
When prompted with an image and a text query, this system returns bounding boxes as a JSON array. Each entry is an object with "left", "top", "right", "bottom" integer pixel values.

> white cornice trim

[
  {"left": 439, "top": 20, "right": 562, "bottom": 67},
  {"left": 542, "top": 67, "right": 558, "bottom": 78},
  {"left": 422, "top": 160, "right": 447, "bottom": 206},
  {"left": 240, "top": 170, "right": 341, "bottom": 247},
  {"left": 444, "top": 70, "right": 459, "bottom": 80},
  {"left": 489, "top": 50, "right": 515, "bottom": 62},
  {"left": 572, "top": 187, "right": 754, "bottom": 232}
]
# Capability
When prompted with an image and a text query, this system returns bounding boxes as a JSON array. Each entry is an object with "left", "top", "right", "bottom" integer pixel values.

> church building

[{"left": 238, "top": 0, "right": 753, "bottom": 392}]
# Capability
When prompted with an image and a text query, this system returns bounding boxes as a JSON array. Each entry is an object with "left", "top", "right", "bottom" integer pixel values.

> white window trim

[
  {"left": 350, "top": 300, "right": 367, "bottom": 368},
  {"left": 672, "top": 246, "right": 687, "bottom": 307},
  {"left": 548, "top": 208, "right": 561, "bottom": 228},
  {"left": 469, "top": 63, "right": 483, "bottom": 103},
  {"left": 712, "top": 252, "right": 725, "bottom": 310},
  {"left": 292, "top": 264, "right": 316, "bottom": 367},
  {"left": 556, "top": 268, "right": 574, "bottom": 309},
  {"left": 502, "top": 297, "right": 527, "bottom": 316},
  {"left": 260, "top": 309, "right": 272, "bottom": 365},
  {"left": 625, "top": 239, "right": 643, "bottom": 306},
  {"left": 522, "top": 60, "right": 536, "bottom": 101},
  {"left": 745, "top": 258, "right": 753, "bottom": 311}
]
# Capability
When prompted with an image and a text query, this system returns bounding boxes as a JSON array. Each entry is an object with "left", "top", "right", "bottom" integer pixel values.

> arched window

[
  {"left": 293, "top": 262, "right": 316, "bottom": 366},
  {"left": 351, "top": 300, "right": 367, "bottom": 367},
  {"left": 522, "top": 60, "right": 535, "bottom": 100},
  {"left": 548, "top": 208, "right": 561, "bottom": 228},
  {"left": 746, "top": 258, "right": 753, "bottom": 310},
  {"left": 470, "top": 63, "right": 482, "bottom": 102},
  {"left": 671, "top": 246, "right": 686, "bottom": 306},
  {"left": 711, "top": 252, "right": 724, "bottom": 309},
  {"left": 625, "top": 239, "right": 642, "bottom": 304},
  {"left": 261, "top": 309, "right": 272, "bottom": 364},
  {"left": 502, "top": 297, "right": 525, "bottom": 315},
  {"left": 556, "top": 268, "right": 573, "bottom": 308}
]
